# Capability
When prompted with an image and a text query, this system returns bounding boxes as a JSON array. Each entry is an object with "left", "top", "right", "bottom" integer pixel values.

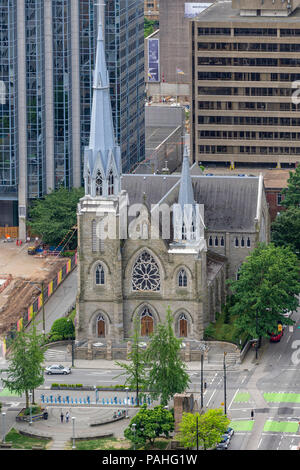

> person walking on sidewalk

[
  {"left": 66, "top": 411, "right": 70, "bottom": 423},
  {"left": 60, "top": 411, "right": 64, "bottom": 423}
]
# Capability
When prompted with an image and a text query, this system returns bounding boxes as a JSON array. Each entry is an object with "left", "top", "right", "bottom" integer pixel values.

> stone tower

[{"left": 76, "top": 17, "right": 125, "bottom": 346}]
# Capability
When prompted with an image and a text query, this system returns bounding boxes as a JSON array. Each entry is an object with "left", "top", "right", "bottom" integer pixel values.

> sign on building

[
  {"left": 148, "top": 38, "right": 160, "bottom": 82},
  {"left": 184, "top": 2, "right": 212, "bottom": 18}
]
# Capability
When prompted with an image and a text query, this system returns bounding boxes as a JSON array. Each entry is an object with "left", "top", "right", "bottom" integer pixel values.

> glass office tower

[{"left": 0, "top": 0, "right": 145, "bottom": 234}]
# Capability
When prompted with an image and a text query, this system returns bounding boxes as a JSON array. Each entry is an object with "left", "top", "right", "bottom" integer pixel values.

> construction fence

[{"left": 1, "top": 252, "right": 78, "bottom": 356}]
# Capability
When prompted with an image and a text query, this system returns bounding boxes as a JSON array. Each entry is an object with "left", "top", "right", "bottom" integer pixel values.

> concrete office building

[
  {"left": 0, "top": 0, "right": 145, "bottom": 238},
  {"left": 191, "top": 0, "right": 300, "bottom": 168},
  {"left": 146, "top": 0, "right": 213, "bottom": 100}
]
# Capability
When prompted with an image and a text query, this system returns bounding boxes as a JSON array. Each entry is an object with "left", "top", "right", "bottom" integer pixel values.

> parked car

[
  {"left": 45, "top": 364, "right": 71, "bottom": 375},
  {"left": 269, "top": 331, "right": 283, "bottom": 342},
  {"left": 216, "top": 434, "right": 230, "bottom": 450},
  {"left": 224, "top": 427, "right": 234, "bottom": 438}
]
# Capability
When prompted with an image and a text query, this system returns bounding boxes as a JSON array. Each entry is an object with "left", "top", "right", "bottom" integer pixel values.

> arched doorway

[
  {"left": 140, "top": 308, "right": 154, "bottom": 336},
  {"left": 97, "top": 315, "right": 106, "bottom": 338},
  {"left": 179, "top": 313, "right": 188, "bottom": 337}
]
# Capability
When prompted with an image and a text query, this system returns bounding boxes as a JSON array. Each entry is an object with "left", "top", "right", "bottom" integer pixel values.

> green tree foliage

[
  {"left": 27, "top": 187, "right": 84, "bottom": 249},
  {"left": 178, "top": 409, "right": 230, "bottom": 450},
  {"left": 2, "top": 326, "right": 45, "bottom": 409},
  {"left": 49, "top": 317, "right": 75, "bottom": 342},
  {"left": 144, "top": 17, "right": 159, "bottom": 38},
  {"left": 144, "top": 307, "right": 190, "bottom": 406},
  {"left": 271, "top": 207, "right": 300, "bottom": 258},
  {"left": 115, "top": 316, "right": 148, "bottom": 405},
  {"left": 229, "top": 243, "right": 300, "bottom": 339},
  {"left": 124, "top": 404, "right": 174, "bottom": 448},
  {"left": 281, "top": 165, "right": 300, "bottom": 208}
]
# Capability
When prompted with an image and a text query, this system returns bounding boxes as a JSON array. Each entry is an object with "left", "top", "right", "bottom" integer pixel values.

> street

[{"left": 1, "top": 304, "right": 300, "bottom": 450}]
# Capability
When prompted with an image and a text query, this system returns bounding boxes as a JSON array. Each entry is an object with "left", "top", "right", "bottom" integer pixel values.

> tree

[
  {"left": 124, "top": 404, "right": 174, "bottom": 449},
  {"left": 229, "top": 243, "right": 300, "bottom": 339},
  {"left": 2, "top": 325, "right": 45, "bottom": 409},
  {"left": 115, "top": 316, "right": 148, "bottom": 405},
  {"left": 271, "top": 207, "right": 300, "bottom": 258},
  {"left": 49, "top": 317, "right": 75, "bottom": 342},
  {"left": 178, "top": 409, "right": 230, "bottom": 450},
  {"left": 281, "top": 165, "right": 300, "bottom": 208},
  {"left": 27, "top": 186, "right": 84, "bottom": 249},
  {"left": 144, "top": 307, "right": 190, "bottom": 406}
]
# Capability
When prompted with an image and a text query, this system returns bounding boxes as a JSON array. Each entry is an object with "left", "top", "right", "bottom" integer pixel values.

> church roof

[{"left": 121, "top": 174, "right": 260, "bottom": 232}]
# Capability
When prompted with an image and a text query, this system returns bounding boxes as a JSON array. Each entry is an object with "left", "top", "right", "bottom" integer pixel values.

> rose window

[{"left": 132, "top": 251, "right": 160, "bottom": 292}]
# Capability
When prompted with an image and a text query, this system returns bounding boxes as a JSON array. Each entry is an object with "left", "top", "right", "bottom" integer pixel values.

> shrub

[{"left": 49, "top": 317, "right": 75, "bottom": 342}]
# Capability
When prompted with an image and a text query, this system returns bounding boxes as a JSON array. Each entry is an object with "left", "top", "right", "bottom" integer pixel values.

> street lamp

[
  {"left": 72, "top": 417, "right": 76, "bottom": 449},
  {"left": 223, "top": 352, "right": 227, "bottom": 416},
  {"left": 125, "top": 387, "right": 129, "bottom": 418},
  {"left": 132, "top": 423, "right": 136, "bottom": 450},
  {"left": 1, "top": 412, "right": 6, "bottom": 443},
  {"left": 29, "top": 392, "right": 32, "bottom": 425}
]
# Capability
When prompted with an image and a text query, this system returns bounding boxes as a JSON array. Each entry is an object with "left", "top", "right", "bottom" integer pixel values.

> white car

[{"left": 45, "top": 364, "right": 71, "bottom": 375}]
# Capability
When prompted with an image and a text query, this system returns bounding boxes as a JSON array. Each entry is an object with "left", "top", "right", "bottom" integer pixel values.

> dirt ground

[{"left": 0, "top": 240, "right": 67, "bottom": 335}]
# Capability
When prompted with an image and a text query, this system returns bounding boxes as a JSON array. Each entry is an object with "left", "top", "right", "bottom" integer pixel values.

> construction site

[{"left": 0, "top": 240, "right": 68, "bottom": 336}]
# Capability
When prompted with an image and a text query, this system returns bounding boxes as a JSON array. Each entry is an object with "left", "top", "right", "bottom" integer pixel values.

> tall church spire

[{"left": 84, "top": 16, "right": 121, "bottom": 197}]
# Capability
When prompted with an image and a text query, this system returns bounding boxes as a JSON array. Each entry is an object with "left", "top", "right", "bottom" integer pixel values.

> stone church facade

[{"left": 75, "top": 20, "right": 270, "bottom": 359}]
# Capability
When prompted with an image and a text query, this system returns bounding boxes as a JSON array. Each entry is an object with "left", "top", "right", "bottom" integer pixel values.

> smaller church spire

[{"left": 178, "top": 145, "right": 195, "bottom": 209}]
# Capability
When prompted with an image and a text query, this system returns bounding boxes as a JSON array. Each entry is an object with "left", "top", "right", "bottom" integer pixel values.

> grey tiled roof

[{"left": 121, "top": 174, "right": 260, "bottom": 232}]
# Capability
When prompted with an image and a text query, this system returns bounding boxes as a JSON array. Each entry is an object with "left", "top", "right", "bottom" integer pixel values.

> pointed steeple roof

[
  {"left": 84, "top": 16, "right": 121, "bottom": 197},
  {"left": 88, "top": 17, "right": 116, "bottom": 166},
  {"left": 178, "top": 145, "right": 195, "bottom": 208}
]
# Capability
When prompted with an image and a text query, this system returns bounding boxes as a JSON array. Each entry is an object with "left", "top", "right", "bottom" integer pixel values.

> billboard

[
  {"left": 184, "top": 2, "right": 212, "bottom": 18},
  {"left": 148, "top": 38, "right": 160, "bottom": 82}
]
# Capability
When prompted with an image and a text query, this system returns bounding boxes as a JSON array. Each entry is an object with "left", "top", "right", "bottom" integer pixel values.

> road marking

[
  {"left": 206, "top": 389, "right": 217, "bottom": 407},
  {"left": 258, "top": 438, "right": 262, "bottom": 449},
  {"left": 228, "top": 389, "right": 239, "bottom": 410}
]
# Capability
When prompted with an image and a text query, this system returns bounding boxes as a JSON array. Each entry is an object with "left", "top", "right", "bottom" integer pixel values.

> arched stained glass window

[
  {"left": 95, "top": 170, "right": 103, "bottom": 196},
  {"left": 178, "top": 269, "right": 188, "bottom": 287},
  {"left": 108, "top": 169, "right": 114, "bottom": 195},
  {"left": 132, "top": 251, "right": 160, "bottom": 291},
  {"left": 95, "top": 264, "right": 105, "bottom": 285}
]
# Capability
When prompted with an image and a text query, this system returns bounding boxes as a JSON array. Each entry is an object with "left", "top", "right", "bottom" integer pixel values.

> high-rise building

[
  {"left": 0, "top": 0, "right": 145, "bottom": 238},
  {"left": 191, "top": 0, "right": 300, "bottom": 169}
]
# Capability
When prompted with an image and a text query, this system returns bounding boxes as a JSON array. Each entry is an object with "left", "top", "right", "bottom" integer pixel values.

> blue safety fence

[{"left": 40, "top": 394, "right": 152, "bottom": 406}]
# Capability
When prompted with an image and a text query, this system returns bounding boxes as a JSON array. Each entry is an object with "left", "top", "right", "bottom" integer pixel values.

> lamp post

[
  {"left": 192, "top": 341, "right": 207, "bottom": 409},
  {"left": 255, "top": 310, "right": 258, "bottom": 360},
  {"left": 132, "top": 423, "right": 136, "bottom": 450},
  {"left": 72, "top": 417, "right": 76, "bottom": 449},
  {"left": 196, "top": 414, "right": 199, "bottom": 451},
  {"left": 1, "top": 412, "right": 6, "bottom": 443},
  {"left": 125, "top": 387, "right": 129, "bottom": 418},
  {"left": 223, "top": 352, "right": 227, "bottom": 416},
  {"left": 28, "top": 392, "right": 33, "bottom": 425}
]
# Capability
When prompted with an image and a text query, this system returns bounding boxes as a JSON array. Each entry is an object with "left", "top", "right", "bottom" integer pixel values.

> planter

[{"left": 16, "top": 408, "right": 46, "bottom": 423}]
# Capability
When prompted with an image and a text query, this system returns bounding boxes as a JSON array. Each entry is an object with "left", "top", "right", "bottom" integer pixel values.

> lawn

[
  {"left": 68, "top": 437, "right": 170, "bottom": 451},
  {"left": 0, "top": 388, "right": 21, "bottom": 397},
  {"left": 5, "top": 428, "right": 51, "bottom": 450},
  {"left": 204, "top": 310, "right": 249, "bottom": 347}
]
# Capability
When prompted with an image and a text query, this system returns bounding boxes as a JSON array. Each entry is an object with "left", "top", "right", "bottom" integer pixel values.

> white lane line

[
  {"left": 228, "top": 388, "right": 239, "bottom": 411},
  {"left": 206, "top": 389, "right": 217, "bottom": 407},
  {"left": 258, "top": 438, "right": 262, "bottom": 449}
]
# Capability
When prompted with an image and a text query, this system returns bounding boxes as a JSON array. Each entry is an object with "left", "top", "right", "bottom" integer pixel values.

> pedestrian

[
  {"left": 251, "top": 409, "right": 254, "bottom": 420},
  {"left": 117, "top": 409, "right": 121, "bottom": 417},
  {"left": 66, "top": 410, "right": 70, "bottom": 423},
  {"left": 60, "top": 411, "right": 64, "bottom": 423}
]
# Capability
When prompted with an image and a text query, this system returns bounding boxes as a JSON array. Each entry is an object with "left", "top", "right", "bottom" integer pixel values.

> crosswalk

[{"left": 44, "top": 349, "right": 71, "bottom": 362}]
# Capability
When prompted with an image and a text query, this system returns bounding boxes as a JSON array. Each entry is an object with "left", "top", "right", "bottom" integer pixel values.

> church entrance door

[{"left": 141, "top": 314, "right": 153, "bottom": 336}]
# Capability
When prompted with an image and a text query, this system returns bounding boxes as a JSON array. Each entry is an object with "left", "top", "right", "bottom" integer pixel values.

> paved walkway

[{"left": 14, "top": 405, "right": 137, "bottom": 450}]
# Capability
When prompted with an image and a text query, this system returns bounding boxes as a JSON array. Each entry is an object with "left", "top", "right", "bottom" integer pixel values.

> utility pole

[
  {"left": 255, "top": 310, "right": 258, "bottom": 360},
  {"left": 200, "top": 352, "right": 204, "bottom": 409},
  {"left": 41, "top": 281, "right": 45, "bottom": 340},
  {"left": 223, "top": 352, "right": 227, "bottom": 416},
  {"left": 196, "top": 415, "right": 199, "bottom": 451}
]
